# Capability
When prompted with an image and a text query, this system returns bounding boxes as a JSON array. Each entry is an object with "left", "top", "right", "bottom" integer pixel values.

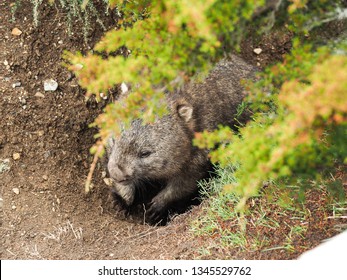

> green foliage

[
  {"left": 10, "top": 0, "right": 22, "bottom": 22},
  {"left": 12, "top": 0, "right": 109, "bottom": 43},
  {"left": 32, "top": 0, "right": 44, "bottom": 27},
  {"left": 57, "top": 0, "right": 108, "bottom": 43},
  {"left": 206, "top": 0, "right": 266, "bottom": 50},
  {"left": 65, "top": 0, "right": 267, "bottom": 151},
  {"left": 195, "top": 50, "right": 347, "bottom": 209},
  {"left": 286, "top": 0, "right": 343, "bottom": 33},
  {"left": 65, "top": 0, "right": 347, "bottom": 206},
  {"left": 191, "top": 165, "right": 312, "bottom": 253}
]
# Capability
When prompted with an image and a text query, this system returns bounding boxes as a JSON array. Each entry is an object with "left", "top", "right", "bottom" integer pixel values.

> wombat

[{"left": 106, "top": 55, "right": 257, "bottom": 225}]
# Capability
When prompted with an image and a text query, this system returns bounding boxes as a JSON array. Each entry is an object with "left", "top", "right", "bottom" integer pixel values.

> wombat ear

[{"left": 176, "top": 101, "right": 193, "bottom": 123}]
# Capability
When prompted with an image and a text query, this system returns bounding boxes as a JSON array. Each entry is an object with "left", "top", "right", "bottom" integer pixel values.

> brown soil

[{"left": 0, "top": 2, "right": 346, "bottom": 260}]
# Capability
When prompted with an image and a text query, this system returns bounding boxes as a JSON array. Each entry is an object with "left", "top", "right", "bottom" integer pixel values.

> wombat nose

[{"left": 109, "top": 164, "right": 132, "bottom": 183}]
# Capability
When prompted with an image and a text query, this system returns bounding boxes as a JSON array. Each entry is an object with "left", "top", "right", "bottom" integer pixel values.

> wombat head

[{"left": 107, "top": 99, "right": 195, "bottom": 205}]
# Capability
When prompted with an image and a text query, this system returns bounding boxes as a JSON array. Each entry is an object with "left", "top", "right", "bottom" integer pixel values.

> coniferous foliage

[{"left": 64, "top": 1, "right": 346, "bottom": 205}]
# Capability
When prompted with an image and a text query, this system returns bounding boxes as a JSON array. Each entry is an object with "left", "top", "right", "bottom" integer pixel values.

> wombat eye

[{"left": 139, "top": 151, "right": 152, "bottom": 158}]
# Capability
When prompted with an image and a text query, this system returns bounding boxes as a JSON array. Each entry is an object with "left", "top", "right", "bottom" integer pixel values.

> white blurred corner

[{"left": 298, "top": 230, "right": 347, "bottom": 260}]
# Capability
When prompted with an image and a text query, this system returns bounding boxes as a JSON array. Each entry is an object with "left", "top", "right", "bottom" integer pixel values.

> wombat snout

[{"left": 108, "top": 163, "right": 133, "bottom": 184}]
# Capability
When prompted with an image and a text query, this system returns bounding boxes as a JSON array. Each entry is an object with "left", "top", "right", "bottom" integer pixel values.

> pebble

[
  {"left": 12, "top": 188, "right": 20, "bottom": 195},
  {"left": 11, "top": 27, "right": 22, "bottom": 36},
  {"left": 0, "top": 198, "right": 3, "bottom": 209},
  {"left": 12, "top": 81, "right": 21, "bottom": 88},
  {"left": 43, "top": 79, "right": 58, "bottom": 91},
  {"left": 19, "top": 97, "right": 26, "bottom": 105},
  {"left": 103, "top": 178, "right": 112, "bottom": 186},
  {"left": 13, "top": 153, "right": 21, "bottom": 160},
  {"left": 4, "top": 60, "right": 8, "bottom": 66},
  {"left": 42, "top": 175, "right": 48, "bottom": 181},
  {"left": 253, "top": 48, "right": 263, "bottom": 55},
  {"left": 34, "top": 92, "right": 45, "bottom": 98},
  {"left": 12, "top": 205, "right": 16, "bottom": 210},
  {"left": 0, "top": 159, "right": 10, "bottom": 173}
]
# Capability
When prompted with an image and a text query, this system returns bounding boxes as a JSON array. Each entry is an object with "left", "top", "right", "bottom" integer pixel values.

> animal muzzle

[{"left": 108, "top": 163, "right": 134, "bottom": 184}]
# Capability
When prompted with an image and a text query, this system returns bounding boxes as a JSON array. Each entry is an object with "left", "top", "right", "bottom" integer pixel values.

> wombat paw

[{"left": 145, "top": 200, "right": 168, "bottom": 226}]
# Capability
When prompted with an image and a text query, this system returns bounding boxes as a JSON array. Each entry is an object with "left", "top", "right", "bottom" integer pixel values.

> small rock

[
  {"left": 38, "top": 130, "right": 44, "bottom": 136},
  {"left": 0, "top": 198, "right": 3, "bottom": 209},
  {"left": 19, "top": 97, "right": 26, "bottom": 105},
  {"left": 11, "top": 27, "right": 22, "bottom": 36},
  {"left": 12, "top": 205, "right": 17, "bottom": 210},
  {"left": 58, "top": 40, "right": 63, "bottom": 44},
  {"left": 4, "top": 60, "right": 8, "bottom": 66},
  {"left": 103, "top": 178, "right": 112, "bottom": 186},
  {"left": 34, "top": 92, "right": 45, "bottom": 98},
  {"left": 0, "top": 159, "right": 10, "bottom": 173},
  {"left": 101, "top": 171, "right": 107, "bottom": 178},
  {"left": 12, "top": 188, "right": 20, "bottom": 195},
  {"left": 253, "top": 48, "right": 263, "bottom": 55},
  {"left": 42, "top": 175, "right": 48, "bottom": 181},
  {"left": 13, "top": 153, "right": 21, "bottom": 160},
  {"left": 43, "top": 79, "right": 58, "bottom": 91},
  {"left": 12, "top": 81, "right": 21, "bottom": 88}
]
